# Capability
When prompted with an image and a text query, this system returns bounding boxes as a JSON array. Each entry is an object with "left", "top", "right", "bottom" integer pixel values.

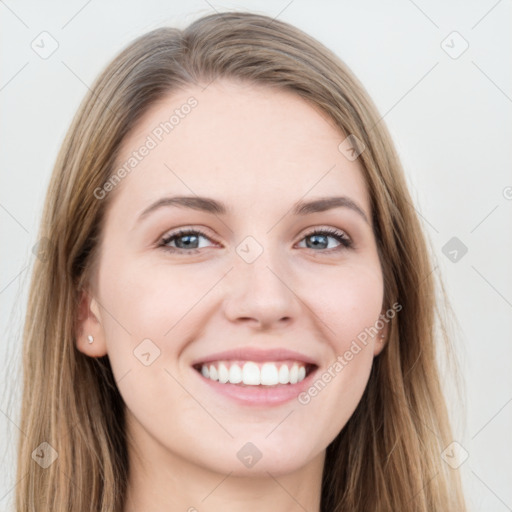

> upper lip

[{"left": 191, "top": 347, "right": 319, "bottom": 367}]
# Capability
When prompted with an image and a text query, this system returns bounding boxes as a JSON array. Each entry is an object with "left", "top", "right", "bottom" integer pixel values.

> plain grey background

[{"left": 1, "top": 1, "right": 511, "bottom": 511}]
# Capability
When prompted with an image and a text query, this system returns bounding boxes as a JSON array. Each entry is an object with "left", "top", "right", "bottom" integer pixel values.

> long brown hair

[{"left": 14, "top": 11, "right": 467, "bottom": 511}]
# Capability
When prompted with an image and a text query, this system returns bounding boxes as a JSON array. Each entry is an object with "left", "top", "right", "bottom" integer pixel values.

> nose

[{"left": 222, "top": 248, "right": 301, "bottom": 330}]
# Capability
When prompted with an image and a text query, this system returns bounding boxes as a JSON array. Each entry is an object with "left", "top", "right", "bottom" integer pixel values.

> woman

[{"left": 16, "top": 11, "right": 467, "bottom": 511}]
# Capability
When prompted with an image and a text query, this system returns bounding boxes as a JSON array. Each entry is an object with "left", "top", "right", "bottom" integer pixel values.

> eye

[
  {"left": 159, "top": 228, "right": 215, "bottom": 255},
  {"left": 296, "top": 227, "right": 353, "bottom": 252}
]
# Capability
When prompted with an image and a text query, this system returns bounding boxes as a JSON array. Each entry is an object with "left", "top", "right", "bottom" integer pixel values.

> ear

[
  {"left": 75, "top": 288, "right": 108, "bottom": 357},
  {"left": 373, "top": 311, "right": 390, "bottom": 357}
]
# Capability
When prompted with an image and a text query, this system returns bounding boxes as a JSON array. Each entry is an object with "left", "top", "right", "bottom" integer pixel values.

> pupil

[
  {"left": 307, "top": 234, "right": 327, "bottom": 249},
  {"left": 177, "top": 234, "right": 198, "bottom": 249}
]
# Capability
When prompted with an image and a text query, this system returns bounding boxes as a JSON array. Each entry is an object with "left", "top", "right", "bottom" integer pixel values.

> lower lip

[{"left": 193, "top": 366, "right": 318, "bottom": 406}]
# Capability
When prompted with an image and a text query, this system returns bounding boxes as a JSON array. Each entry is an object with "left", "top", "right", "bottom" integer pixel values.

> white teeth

[
  {"left": 218, "top": 362, "right": 229, "bottom": 383},
  {"left": 289, "top": 363, "right": 299, "bottom": 384},
  {"left": 260, "top": 363, "right": 279, "bottom": 385},
  {"left": 209, "top": 365, "right": 218, "bottom": 381},
  {"left": 197, "top": 360, "right": 309, "bottom": 386},
  {"left": 229, "top": 364, "right": 242, "bottom": 384},
  {"left": 278, "top": 364, "right": 289, "bottom": 384},
  {"left": 242, "top": 362, "right": 260, "bottom": 385}
]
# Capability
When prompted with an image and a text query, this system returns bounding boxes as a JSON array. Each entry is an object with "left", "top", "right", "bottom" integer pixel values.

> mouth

[
  {"left": 190, "top": 347, "right": 320, "bottom": 406},
  {"left": 192, "top": 360, "right": 318, "bottom": 387}
]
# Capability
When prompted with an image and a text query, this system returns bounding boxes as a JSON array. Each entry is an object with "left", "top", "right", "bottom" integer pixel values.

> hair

[{"left": 13, "top": 10, "right": 467, "bottom": 512}]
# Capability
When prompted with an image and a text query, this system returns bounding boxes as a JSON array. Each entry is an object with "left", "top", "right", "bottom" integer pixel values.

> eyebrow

[{"left": 137, "top": 195, "right": 370, "bottom": 225}]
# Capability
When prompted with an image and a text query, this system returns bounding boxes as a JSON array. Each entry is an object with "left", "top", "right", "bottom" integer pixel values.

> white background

[{"left": 1, "top": 1, "right": 511, "bottom": 511}]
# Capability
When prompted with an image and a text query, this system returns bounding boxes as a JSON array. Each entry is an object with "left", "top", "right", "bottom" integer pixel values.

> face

[{"left": 77, "top": 79, "right": 387, "bottom": 478}]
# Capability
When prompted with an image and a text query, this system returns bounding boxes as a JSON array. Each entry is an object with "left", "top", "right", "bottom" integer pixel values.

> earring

[
  {"left": 87, "top": 335, "right": 94, "bottom": 344},
  {"left": 379, "top": 333, "right": 385, "bottom": 343}
]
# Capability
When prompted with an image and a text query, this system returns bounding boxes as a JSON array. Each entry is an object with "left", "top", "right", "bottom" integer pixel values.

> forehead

[{"left": 107, "top": 79, "right": 370, "bottom": 221}]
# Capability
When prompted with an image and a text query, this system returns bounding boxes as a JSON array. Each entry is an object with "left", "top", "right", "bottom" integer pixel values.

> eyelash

[{"left": 158, "top": 227, "right": 353, "bottom": 255}]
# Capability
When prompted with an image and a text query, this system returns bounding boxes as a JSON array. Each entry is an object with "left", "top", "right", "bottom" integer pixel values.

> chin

[{"left": 198, "top": 436, "right": 322, "bottom": 477}]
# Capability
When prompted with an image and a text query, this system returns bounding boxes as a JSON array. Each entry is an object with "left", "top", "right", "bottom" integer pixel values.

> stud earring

[
  {"left": 87, "top": 335, "right": 94, "bottom": 344},
  {"left": 379, "top": 333, "right": 385, "bottom": 343}
]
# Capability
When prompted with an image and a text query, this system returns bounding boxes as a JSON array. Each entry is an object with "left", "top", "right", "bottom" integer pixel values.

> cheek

[
  {"left": 291, "top": 275, "right": 382, "bottom": 451},
  {"left": 304, "top": 260, "right": 384, "bottom": 347},
  {"left": 293, "top": 261, "right": 382, "bottom": 412},
  {"left": 99, "top": 252, "right": 216, "bottom": 342}
]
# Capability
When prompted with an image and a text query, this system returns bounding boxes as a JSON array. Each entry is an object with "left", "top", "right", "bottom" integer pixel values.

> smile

[{"left": 193, "top": 360, "right": 315, "bottom": 386}]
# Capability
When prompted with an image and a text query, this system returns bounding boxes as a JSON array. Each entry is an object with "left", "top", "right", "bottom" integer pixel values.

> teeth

[
  {"left": 218, "top": 362, "right": 229, "bottom": 383},
  {"left": 229, "top": 363, "right": 242, "bottom": 384},
  {"left": 242, "top": 362, "right": 260, "bottom": 385},
  {"left": 289, "top": 363, "right": 299, "bottom": 384},
  {"left": 260, "top": 363, "right": 279, "bottom": 385},
  {"left": 197, "top": 360, "right": 309, "bottom": 386},
  {"left": 278, "top": 364, "right": 289, "bottom": 384}
]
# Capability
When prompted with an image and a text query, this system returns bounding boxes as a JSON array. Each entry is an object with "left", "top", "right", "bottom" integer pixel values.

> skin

[{"left": 76, "top": 79, "right": 388, "bottom": 512}]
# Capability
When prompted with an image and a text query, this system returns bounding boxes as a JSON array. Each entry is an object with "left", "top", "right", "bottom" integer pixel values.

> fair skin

[{"left": 77, "top": 79, "right": 387, "bottom": 512}]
